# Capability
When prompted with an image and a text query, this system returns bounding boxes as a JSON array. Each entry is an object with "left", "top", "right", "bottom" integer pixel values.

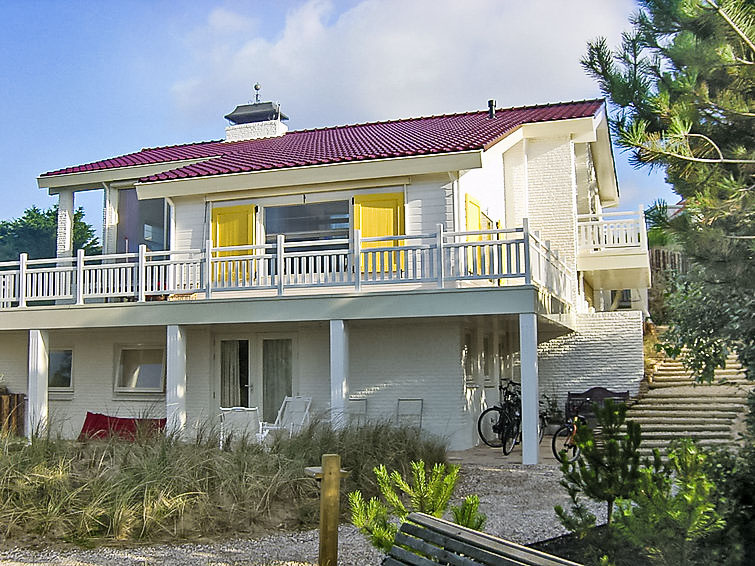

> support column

[
  {"left": 519, "top": 313, "right": 539, "bottom": 465},
  {"left": 56, "top": 190, "right": 75, "bottom": 257},
  {"left": 166, "top": 325, "right": 187, "bottom": 436},
  {"left": 27, "top": 329, "right": 49, "bottom": 438},
  {"left": 329, "top": 320, "right": 349, "bottom": 426},
  {"left": 102, "top": 184, "right": 118, "bottom": 254}
]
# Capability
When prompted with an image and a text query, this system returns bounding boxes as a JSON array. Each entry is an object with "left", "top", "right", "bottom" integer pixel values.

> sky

[{"left": 0, "top": 0, "right": 676, "bottom": 235}]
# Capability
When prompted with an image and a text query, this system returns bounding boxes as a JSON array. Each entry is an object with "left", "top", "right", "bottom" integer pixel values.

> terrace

[{"left": 0, "top": 222, "right": 574, "bottom": 310}]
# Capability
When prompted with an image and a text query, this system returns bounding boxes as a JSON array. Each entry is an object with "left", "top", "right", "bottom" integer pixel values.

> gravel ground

[{"left": 0, "top": 451, "right": 604, "bottom": 565}]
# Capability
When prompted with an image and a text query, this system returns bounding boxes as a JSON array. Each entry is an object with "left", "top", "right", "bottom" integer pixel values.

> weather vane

[{"left": 254, "top": 82, "right": 261, "bottom": 104}]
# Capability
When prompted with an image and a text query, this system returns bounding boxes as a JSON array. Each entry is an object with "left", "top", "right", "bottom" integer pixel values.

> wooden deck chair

[
  {"left": 219, "top": 406, "right": 260, "bottom": 449},
  {"left": 257, "top": 396, "right": 311, "bottom": 441},
  {"left": 397, "top": 398, "right": 423, "bottom": 428}
]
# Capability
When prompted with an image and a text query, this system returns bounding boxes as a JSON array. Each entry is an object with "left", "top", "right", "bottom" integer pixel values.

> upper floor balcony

[
  {"left": 0, "top": 222, "right": 573, "bottom": 313},
  {"left": 577, "top": 208, "right": 651, "bottom": 291}
]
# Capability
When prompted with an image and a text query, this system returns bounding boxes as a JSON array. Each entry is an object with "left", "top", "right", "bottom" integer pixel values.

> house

[{"left": 0, "top": 97, "right": 650, "bottom": 464}]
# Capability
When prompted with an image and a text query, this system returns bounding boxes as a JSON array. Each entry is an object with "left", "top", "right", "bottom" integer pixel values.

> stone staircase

[{"left": 627, "top": 353, "right": 753, "bottom": 455}]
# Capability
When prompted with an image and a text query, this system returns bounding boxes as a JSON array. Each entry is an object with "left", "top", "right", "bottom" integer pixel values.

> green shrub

[
  {"left": 350, "top": 459, "right": 487, "bottom": 552},
  {"left": 614, "top": 439, "right": 724, "bottom": 566},
  {"left": 556, "top": 400, "right": 643, "bottom": 528}
]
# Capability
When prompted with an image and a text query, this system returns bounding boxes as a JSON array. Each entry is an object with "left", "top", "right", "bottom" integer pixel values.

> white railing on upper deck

[
  {"left": 577, "top": 207, "right": 647, "bottom": 253},
  {"left": 0, "top": 220, "right": 574, "bottom": 309}
]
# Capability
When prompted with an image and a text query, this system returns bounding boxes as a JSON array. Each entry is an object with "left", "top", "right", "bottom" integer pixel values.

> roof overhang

[
  {"left": 37, "top": 157, "right": 216, "bottom": 194},
  {"left": 484, "top": 109, "right": 619, "bottom": 208},
  {"left": 134, "top": 150, "right": 483, "bottom": 199}
]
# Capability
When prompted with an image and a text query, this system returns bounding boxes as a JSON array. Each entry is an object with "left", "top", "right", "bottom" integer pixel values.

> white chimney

[{"left": 223, "top": 100, "right": 289, "bottom": 142}]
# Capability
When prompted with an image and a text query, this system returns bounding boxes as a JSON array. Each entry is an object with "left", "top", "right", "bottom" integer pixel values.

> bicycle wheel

[
  {"left": 538, "top": 414, "right": 547, "bottom": 444},
  {"left": 477, "top": 407, "right": 504, "bottom": 448},
  {"left": 502, "top": 417, "right": 519, "bottom": 455},
  {"left": 551, "top": 424, "right": 580, "bottom": 463}
]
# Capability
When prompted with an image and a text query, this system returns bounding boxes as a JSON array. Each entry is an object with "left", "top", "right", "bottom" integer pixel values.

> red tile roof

[{"left": 40, "top": 100, "right": 604, "bottom": 182}]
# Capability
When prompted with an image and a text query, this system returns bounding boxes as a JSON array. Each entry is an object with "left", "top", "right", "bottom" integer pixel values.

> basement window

[{"left": 115, "top": 346, "right": 165, "bottom": 394}]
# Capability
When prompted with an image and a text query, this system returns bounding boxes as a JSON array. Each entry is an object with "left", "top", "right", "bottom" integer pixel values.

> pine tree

[{"left": 582, "top": 0, "right": 755, "bottom": 381}]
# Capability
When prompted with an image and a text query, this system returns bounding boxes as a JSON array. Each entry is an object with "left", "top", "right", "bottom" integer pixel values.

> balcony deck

[
  {"left": 577, "top": 209, "right": 651, "bottom": 290},
  {"left": 0, "top": 225, "right": 573, "bottom": 313}
]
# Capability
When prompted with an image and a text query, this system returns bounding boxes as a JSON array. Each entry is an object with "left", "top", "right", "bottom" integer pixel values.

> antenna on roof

[{"left": 254, "top": 82, "right": 262, "bottom": 104}]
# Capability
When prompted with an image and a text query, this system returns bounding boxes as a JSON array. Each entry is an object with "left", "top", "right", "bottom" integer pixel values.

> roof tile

[{"left": 40, "top": 100, "right": 604, "bottom": 181}]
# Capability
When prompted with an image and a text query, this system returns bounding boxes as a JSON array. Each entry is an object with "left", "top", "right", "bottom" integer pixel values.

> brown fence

[
  {"left": 0, "top": 394, "right": 25, "bottom": 436},
  {"left": 649, "top": 248, "right": 688, "bottom": 274}
]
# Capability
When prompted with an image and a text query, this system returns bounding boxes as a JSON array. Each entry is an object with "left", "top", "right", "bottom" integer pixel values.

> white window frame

[
  {"left": 114, "top": 344, "right": 166, "bottom": 397},
  {"left": 49, "top": 347, "right": 74, "bottom": 399}
]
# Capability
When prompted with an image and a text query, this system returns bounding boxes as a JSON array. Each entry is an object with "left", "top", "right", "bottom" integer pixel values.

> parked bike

[
  {"left": 550, "top": 397, "right": 591, "bottom": 463},
  {"left": 477, "top": 380, "right": 547, "bottom": 455}
]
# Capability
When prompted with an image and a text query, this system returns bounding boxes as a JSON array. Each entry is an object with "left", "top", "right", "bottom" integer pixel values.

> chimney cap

[{"left": 225, "top": 101, "right": 289, "bottom": 125}]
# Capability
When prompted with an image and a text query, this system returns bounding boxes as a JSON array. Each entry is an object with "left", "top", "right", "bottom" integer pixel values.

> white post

[
  {"left": 75, "top": 248, "right": 85, "bottom": 305},
  {"left": 522, "top": 218, "right": 532, "bottom": 285},
  {"left": 56, "top": 190, "right": 75, "bottom": 258},
  {"left": 329, "top": 320, "right": 349, "bottom": 427},
  {"left": 166, "top": 325, "right": 187, "bottom": 437},
  {"left": 353, "top": 229, "right": 362, "bottom": 292},
  {"left": 638, "top": 204, "right": 647, "bottom": 251},
  {"left": 18, "top": 253, "right": 27, "bottom": 307},
  {"left": 519, "top": 313, "right": 539, "bottom": 465},
  {"left": 27, "top": 329, "right": 49, "bottom": 438},
  {"left": 436, "top": 223, "right": 445, "bottom": 289},
  {"left": 276, "top": 234, "right": 285, "bottom": 296},
  {"left": 138, "top": 244, "right": 147, "bottom": 302},
  {"left": 205, "top": 239, "right": 213, "bottom": 299}
]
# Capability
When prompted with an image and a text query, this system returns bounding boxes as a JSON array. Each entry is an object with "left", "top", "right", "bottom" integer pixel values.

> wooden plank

[
  {"left": 395, "top": 530, "right": 490, "bottom": 566},
  {"left": 383, "top": 557, "right": 412, "bottom": 566},
  {"left": 399, "top": 523, "right": 525, "bottom": 566},
  {"left": 388, "top": 545, "right": 442, "bottom": 566},
  {"left": 407, "top": 514, "right": 583, "bottom": 566}
]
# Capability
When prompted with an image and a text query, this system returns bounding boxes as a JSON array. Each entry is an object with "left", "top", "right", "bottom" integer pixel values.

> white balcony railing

[
  {"left": 0, "top": 221, "right": 574, "bottom": 309},
  {"left": 577, "top": 207, "right": 647, "bottom": 254}
]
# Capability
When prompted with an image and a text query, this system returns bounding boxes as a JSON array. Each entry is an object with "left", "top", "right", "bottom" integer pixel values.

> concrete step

[
  {"left": 649, "top": 381, "right": 750, "bottom": 388},
  {"left": 630, "top": 402, "right": 744, "bottom": 412},
  {"left": 627, "top": 409, "right": 739, "bottom": 419},
  {"left": 640, "top": 438, "right": 733, "bottom": 450},
  {"left": 629, "top": 416, "right": 734, "bottom": 426},
  {"left": 641, "top": 391, "right": 748, "bottom": 400},
  {"left": 640, "top": 430, "right": 733, "bottom": 440},
  {"left": 632, "top": 423, "right": 732, "bottom": 432}
]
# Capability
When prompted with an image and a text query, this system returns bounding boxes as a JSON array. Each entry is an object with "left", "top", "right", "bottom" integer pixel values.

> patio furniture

[
  {"left": 566, "top": 387, "right": 630, "bottom": 420},
  {"left": 219, "top": 406, "right": 260, "bottom": 449},
  {"left": 347, "top": 397, "right": 367, "bottom": 426},
  {"left": 397, "top": 398, "right": 423, "bottom": 428},
  {"left": 383, "top": 512, "right": 583, "bottom": 566},
  {"left": 257, "top": 396, "right": 311, "bottom": 441}
]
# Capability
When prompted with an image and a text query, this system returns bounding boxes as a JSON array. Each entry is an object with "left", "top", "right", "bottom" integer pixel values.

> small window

[
  {"left": 116, "top": 347, "right": 165, "bottom": 393},
  {"left": 463, "top": 330, "right": 476, "bottom": 386},
  {"left": 49, "top": 350, "right": 73, "bottom": 390}
]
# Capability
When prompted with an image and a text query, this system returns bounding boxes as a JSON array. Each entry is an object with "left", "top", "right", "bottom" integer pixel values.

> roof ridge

[{"left": 285, "top": 98, "right": 605, "bottom": 135}]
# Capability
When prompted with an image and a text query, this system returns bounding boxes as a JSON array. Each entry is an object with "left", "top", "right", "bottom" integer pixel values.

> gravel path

[{"left": 0, "top": 451, "right": 605, "bottom": 565}]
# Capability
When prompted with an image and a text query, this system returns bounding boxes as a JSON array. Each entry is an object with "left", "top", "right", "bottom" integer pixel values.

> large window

[
  {"left": 115, "top": 347, "right": 165, "bottom": 393},
  {"left": 264, "top": 201, "right": 349, "bottom": 248},
  {"left": 49, "top": 349, "right": 73, "bottom": 391},
  {"left": 117, "top": 189, "right": 168, "bottom": 253}
]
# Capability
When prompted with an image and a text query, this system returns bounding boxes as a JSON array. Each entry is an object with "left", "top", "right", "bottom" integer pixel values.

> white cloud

[{"left": 172, "top": 0, "right": 637, "bottom": 129}]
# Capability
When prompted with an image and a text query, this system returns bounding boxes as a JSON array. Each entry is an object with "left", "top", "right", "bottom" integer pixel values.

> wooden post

[
  {"left": 320, "top": 453, "right": 341, "bottom": 566},
  {"left": 306, "top": 454, "right": 349, "bottom": 566}
]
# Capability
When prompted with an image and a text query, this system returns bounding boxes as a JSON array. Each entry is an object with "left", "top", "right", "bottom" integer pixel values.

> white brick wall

[{"left": 538, "top": 311, "right": 644, "bottom": 410}]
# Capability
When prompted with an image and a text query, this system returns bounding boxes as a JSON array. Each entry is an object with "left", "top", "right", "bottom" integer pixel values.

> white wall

[
  {"left": 172, "top": 196, "right": 206, "bottom": 251},
  {"left": 348, "top": 319, "right": 470, "bottom": 449},
  {"left": 459, "top": 144, "right": 506, "bottom": 227},
  {"left": 538, "top": 311, "right": 644, "bottom": 409},
  {"left": 0, "top": 331, "right": 28, "bottom": 395}
]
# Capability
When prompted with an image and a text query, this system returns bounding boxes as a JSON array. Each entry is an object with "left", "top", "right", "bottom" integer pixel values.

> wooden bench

[
  {"left": 383, "top": 512, "right": 582, "bottom": 566},
  {"left": 566, "top": 387, "right": 629, "bottom": 420}
]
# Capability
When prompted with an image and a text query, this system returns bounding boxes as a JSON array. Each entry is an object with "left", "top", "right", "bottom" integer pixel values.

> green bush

[{"left": 614, "top": 439, "right": 724, "bottom": 566}]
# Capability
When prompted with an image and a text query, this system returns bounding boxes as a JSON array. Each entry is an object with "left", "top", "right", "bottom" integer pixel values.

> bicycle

[
  {"left": 477, "top": 381, "right": 548, "bottom": 455},
  {"left": 550, "top": 397, "right": 591, "bottom": 463}
]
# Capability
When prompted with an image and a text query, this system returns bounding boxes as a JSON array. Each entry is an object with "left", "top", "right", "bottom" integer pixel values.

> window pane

[
  {"left": 265, "top": 201, "right": 349, "bottom": 244},
  {"left": 119, "top": 349, "right": 163, "bottom": 390},
  {"left": 49, "top": 350, "right": 72, "bottom": 389},
  {"left": 262, "top": 339, "right": 292, "bottom": 422}
]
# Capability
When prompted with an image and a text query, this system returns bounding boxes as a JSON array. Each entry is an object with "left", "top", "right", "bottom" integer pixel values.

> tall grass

[{"left": 0, "top": 419, "right": 446, "bottom": 544}]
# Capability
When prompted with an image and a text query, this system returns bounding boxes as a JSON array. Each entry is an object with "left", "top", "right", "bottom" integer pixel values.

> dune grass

[{"left": 0, "top": 420, "right": 446, "bottom": 545}]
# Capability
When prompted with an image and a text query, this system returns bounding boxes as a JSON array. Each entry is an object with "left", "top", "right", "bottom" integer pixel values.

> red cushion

[{"left": 78, "top": 411, "right": 166, "bottom": 441}]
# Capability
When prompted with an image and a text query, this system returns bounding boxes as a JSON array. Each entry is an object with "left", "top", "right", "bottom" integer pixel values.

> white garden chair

[
  {"left": 257, "top": 396, "right": 312, "bottom": 441},
  {"left": 219, "top": 406, "right": 260, "bottom": 449}
]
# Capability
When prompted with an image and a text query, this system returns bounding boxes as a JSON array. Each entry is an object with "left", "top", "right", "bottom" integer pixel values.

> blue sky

[{"left": 0, "top": 0, "right": 675, "bottom": 234}]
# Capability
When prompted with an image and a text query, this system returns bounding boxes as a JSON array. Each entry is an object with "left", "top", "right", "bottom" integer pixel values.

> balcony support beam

[
  {"left": 519, "top": 313, "right": 539, "bottom": 465},
  {"left": 166, "top": 325, "right": 187, "bottom": 436},
  {"left": 329, "top": 320, "right": 349, "bottom": 427},
  {"left": 27, "top": 329, "right": 49, "bottom": 438},
  {"left": 56, "top": 190, "right": 75, "bottom": 258}
]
